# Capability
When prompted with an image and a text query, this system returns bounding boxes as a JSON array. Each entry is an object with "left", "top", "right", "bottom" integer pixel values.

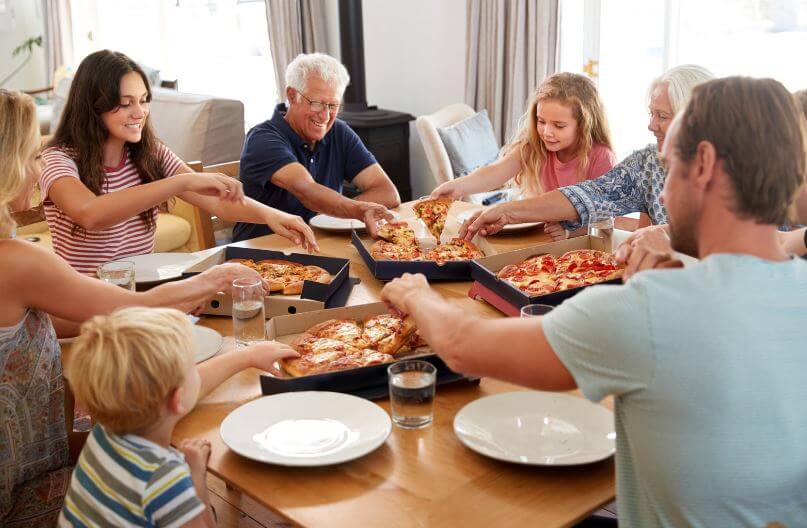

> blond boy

[{"left": 58, "top": 307, "right": 297, "bottom": 527}]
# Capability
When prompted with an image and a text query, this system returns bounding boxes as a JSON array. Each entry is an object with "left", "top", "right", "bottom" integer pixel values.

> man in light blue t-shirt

[{"left": 380, "top": 76, "right": 807, "bottom": 528}]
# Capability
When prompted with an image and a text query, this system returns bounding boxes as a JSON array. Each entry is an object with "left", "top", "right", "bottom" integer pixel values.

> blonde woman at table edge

[
  {"left": 0, "top": 89, "right": 297, "bottom": 526},
  {"left": 383, "top": 77, "right": 807, "bottom": 527},
  {"left": 41, "top": 49, "right": 317, "bottom": 275}
]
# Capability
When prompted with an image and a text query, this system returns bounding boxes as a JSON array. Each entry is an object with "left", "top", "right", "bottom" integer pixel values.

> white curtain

[
  {"left": 264, "top": 0, "right": 331, "bottom": 100},
  {"left": 41, "top": 0, "right": 73, "bottom": 85},
  {"left": 465, "top": 0, "right": 559, "bottom": 144}
]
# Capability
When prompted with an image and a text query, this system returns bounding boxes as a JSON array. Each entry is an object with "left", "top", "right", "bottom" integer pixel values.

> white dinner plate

[
  {"left": 115, "top": 253, "right": 202, "bottom": 283},
  {"left": 193, "top": 325, "right": 222, "bottom": 364},
  {"left": 310, "top": 214, "right": 366, "bottom": 232},
  {"left": 454, "top": 391, "right": 615, "bottom": 466},
  {"left": 456, "top": 209, "right": 542, "bottom": 234},
  {"left": 220, "top": 391, "right": 391, "bottom": 467}
]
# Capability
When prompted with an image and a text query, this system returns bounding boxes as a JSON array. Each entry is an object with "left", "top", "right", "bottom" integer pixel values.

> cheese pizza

[
  {"left": 281, "top": 313, "right": 426, "bottom": 377},
  {"left": 227, "top": 258, "right": 331, "bottom": 295}
]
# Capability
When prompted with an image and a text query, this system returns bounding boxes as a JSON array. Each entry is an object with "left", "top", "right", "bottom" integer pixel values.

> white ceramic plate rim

[
  {"left": 114, "top": 252, "right": 202, "bottom": 283},
  {"left": 220, "top": 391, "right": 391, "bottom": 467},
  {"left": 309, "top": 214, "right": 367, "bottom": 232},
  {"left": 192, "top": 325, "right": 222, "bottom": 364},
  {"left": 456, "top": 209, "right": 542, "bottom": 233},
  {"left": 453, "top": 391, "right": 615, "bottom": 466}
]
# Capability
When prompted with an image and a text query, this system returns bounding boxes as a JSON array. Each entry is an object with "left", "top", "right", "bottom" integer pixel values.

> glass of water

[
  {"left": 388, "top": 360, "right": 437, "bottom": 429},
  {"left": 588, "top": 216, "right": 615, "bottom": 247},
  {"left": 97, "top": 261, "right": 135, "bottom": 291},
  {"left": 520, "top": 304, "right": 554, "bottom": 318},
  {"left": 232, "top": 278, "right": 265, "bottom": 346}
]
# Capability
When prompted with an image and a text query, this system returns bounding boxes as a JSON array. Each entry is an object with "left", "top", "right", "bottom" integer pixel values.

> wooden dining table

[{"left": 172, "top": 226, "right": 617, "bottom": 528}]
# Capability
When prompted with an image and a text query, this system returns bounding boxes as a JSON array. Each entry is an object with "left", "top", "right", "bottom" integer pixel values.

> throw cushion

[{"left": 437, "top": 109, "right": 500, "bottom": 178}]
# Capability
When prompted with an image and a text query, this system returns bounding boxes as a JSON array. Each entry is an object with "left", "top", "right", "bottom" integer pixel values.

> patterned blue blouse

[{"left": 558, "top": 144, "right": 668, "bottom": 230}]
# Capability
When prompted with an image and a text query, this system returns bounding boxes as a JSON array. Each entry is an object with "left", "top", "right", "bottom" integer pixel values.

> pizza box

[
  {"left": 469, "top": 235, "right": 621, "bottom": 314},
  {"left": 351, "top": 230, "right": 495, "bottom": 281},
  {"left": 260, "top": 302, "right": 476, "bottom": 400},
  {"left": 182, "top": 246, "right": 353, "bottom": 318}
]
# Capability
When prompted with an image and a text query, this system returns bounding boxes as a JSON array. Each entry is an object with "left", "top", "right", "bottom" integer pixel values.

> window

[
  {"left": 70, "top": 0, "right": 277, "bottom": 129},
  {"left": 560, "top": 0, "right": 807, "bottom": 159}
]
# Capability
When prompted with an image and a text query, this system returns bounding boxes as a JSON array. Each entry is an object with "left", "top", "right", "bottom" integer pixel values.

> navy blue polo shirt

[{"left": 233, "top": 103, "right": 377, "bottom": 242}]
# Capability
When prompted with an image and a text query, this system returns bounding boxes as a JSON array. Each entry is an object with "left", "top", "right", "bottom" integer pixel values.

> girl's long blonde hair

[
  {"left": 506, "top": 73, "right": 613, "bottom": 197},
  {"left": 0, "top": 89, "right": 38, "bottom": 239}
]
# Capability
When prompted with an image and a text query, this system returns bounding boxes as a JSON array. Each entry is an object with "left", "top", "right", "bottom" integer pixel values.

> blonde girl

[{"left": 431, "top": 72, "right": 616, "bottom": 200}]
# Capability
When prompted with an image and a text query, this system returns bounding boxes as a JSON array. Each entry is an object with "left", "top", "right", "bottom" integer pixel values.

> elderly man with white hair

[
  {"left": 460, "top": 64, "right": 714, "bottom": 241},
  {"left": 234, "top": 53, "right": 400, "bottom": 242}
]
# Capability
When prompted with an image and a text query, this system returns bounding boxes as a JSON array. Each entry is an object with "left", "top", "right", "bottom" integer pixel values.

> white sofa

[{"left": 50, "top": 77, "right": 245, "bottom": 165}]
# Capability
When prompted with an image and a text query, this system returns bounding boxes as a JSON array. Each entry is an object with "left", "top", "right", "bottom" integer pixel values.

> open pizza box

[
  {"left": 469, "top": 234, "right": 621, "bottom": 316},
  {"left": 260, "top": 302, "right": 475, "bottom": 400},
  {"left": 352, "top": 200, "right": 495, "bottom": 281},
  {"left": 182, "top": 246, "right": 353, "bottom": 318}
]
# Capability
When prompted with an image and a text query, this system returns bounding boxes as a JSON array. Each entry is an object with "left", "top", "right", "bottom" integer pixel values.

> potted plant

[{"left": 0, "top": 35, "right": 43, "bottom": 87}]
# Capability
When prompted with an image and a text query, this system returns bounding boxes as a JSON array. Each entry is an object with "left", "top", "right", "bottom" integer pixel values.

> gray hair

[
  {"left": 285, "top": 53, "right": 350, "bottom": 96},
  {"left": 650, "top": 64, "right": 715, "bottom": 114}
]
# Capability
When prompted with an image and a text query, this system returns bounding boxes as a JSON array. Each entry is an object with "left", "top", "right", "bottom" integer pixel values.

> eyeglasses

[{"left": 297, "top": 91, "right": 342, "bottom": 114}]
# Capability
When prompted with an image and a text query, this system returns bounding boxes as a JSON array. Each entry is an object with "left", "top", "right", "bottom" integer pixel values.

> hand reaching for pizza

[
  {"left": 380, "top": 273, "right": 431, "bottom": 316},
  {"left": 359, "top": 202, "right": 395, "bottom": 238},
  {"left": 266, "top": 210, "right": 319, "bottom": 253},
  {"left": 615, "top": 224, "right": 673, "bottom": 265},
  {"left": 241, "top": 341, "right": 300, "bottom": 375},
  {"left": 204, "top": 263, "right": 271, "bottom": 295},
  {"left": 460, "top": 205, "right": 510, "bottom": 240}
]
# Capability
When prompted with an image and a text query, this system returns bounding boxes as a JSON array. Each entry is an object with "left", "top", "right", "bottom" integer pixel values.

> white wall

[
  {"left": 328, "top": 0, "right": 467, "bottom": 198},
  {"left": 0, "top": 0, "right": 46, "bottom": 91},
  {"left": 363, "top": 0, "right": 466, "bottom": 198}
]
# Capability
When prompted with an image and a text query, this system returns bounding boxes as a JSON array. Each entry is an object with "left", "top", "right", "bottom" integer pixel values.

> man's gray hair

[
  {"left": 285, "top": 53, "right": 350, "bottom": 96},
  {"left": 650, "top": 64, "right": 715, "bottom": 114}
]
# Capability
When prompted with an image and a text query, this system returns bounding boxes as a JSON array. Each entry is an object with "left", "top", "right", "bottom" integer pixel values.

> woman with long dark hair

[{"left": 43, "top": 50, "right": 317, "bottom": 274}]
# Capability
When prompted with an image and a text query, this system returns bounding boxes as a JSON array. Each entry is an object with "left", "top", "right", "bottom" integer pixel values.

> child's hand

[
  {"left": 241, "top": 341, "right": 299, "bottom": 375},
  {"left": 179, "top": 438, "right": 211, "bottom": 478}
]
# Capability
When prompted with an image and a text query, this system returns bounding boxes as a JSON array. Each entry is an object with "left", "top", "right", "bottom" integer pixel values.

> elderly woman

[
  {"left": 461, "top": 64, "right": 714, "bottom": 240},
  {"left": 0, "top": 89, "right": 266, "bottom": 525}
]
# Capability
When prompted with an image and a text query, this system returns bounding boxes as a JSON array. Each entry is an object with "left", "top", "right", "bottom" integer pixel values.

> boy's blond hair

[{"left": 66, "top": 307, "right": 194, "bottom": 434}]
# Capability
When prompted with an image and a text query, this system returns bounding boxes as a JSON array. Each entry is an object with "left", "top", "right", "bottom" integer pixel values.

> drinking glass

[
  {"left": 232, "top": 278, "right": 266, "bottom": 346},
  {"left": 520, "top": 304, "right": 554, "bottom": 318},
  {"left": 97, "top": 261, "right": 135, "bottom": 291},
  {"left": 388, "top": 360, "right": 437, "bottom": 429},
  {"left": 588, "top": 216, "right": 615, "bottom": 248}
]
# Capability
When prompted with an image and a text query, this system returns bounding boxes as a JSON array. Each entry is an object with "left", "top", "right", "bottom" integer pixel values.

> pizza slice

[
  {"left": 370, "top": 240, "right": 422, "bottom": 261},
  {"left": 413, "top": 198, "right": 453, "bottom": 240},
  {"left": 307, "top": 318, "right": 368, "bottom": 349},
  {"left": 377, "top": 221, "right": 417, "bottom": 246},
  {"left": 422, "top": 238, "right": 485, "bottom": 264},
  {"left": 362, "top": 313, "right": 417, "bottom": 355}
]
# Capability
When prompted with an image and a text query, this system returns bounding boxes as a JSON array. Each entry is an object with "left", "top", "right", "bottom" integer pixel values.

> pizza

[
  {"left": 281, "top": 313, "right": 424, "bottom": 377},
  {"left": 361, "top": 314, "right": 417, "bottom": 355},
  {"left": 422, "top": 238, "right": 486, "bottom": 264},
  {"left": 377, "top": 221, "right": 417, "bottom": 246},
  {"left": 370, "top": 240, "right": 423, "bottom": 261},
  {"left": 497, "top": 250, "right": 623, "bottom": 297},
  {"left": 226, "top": 258, "right": 331, "bottom": 295},
  {"left": 369, "top": 201, "right": 486, "bottom": 263},
  {"left": 413, "top": 198, "right": 452, "bottom": 240}
]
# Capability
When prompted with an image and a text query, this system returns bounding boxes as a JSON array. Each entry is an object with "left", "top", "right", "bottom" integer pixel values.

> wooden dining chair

[{"left": 199, "top": 160, "right": 240, "bottom": 238}]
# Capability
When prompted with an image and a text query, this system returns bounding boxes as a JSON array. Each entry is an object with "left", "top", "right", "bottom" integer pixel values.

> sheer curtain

[
  {"left": 465, "top": 0, "right": 559, "bottom": 144},
  {"left": 41, "top": 0, "right": 73, "bottom": 85},
  {"left": 264, "top": 0, "right": 331, "bottom": 98}
]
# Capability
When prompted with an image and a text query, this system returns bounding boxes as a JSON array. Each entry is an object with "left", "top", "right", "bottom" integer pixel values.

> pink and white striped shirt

[{"left": 40, "top": 145, "right": 184, "bottom": 275}]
